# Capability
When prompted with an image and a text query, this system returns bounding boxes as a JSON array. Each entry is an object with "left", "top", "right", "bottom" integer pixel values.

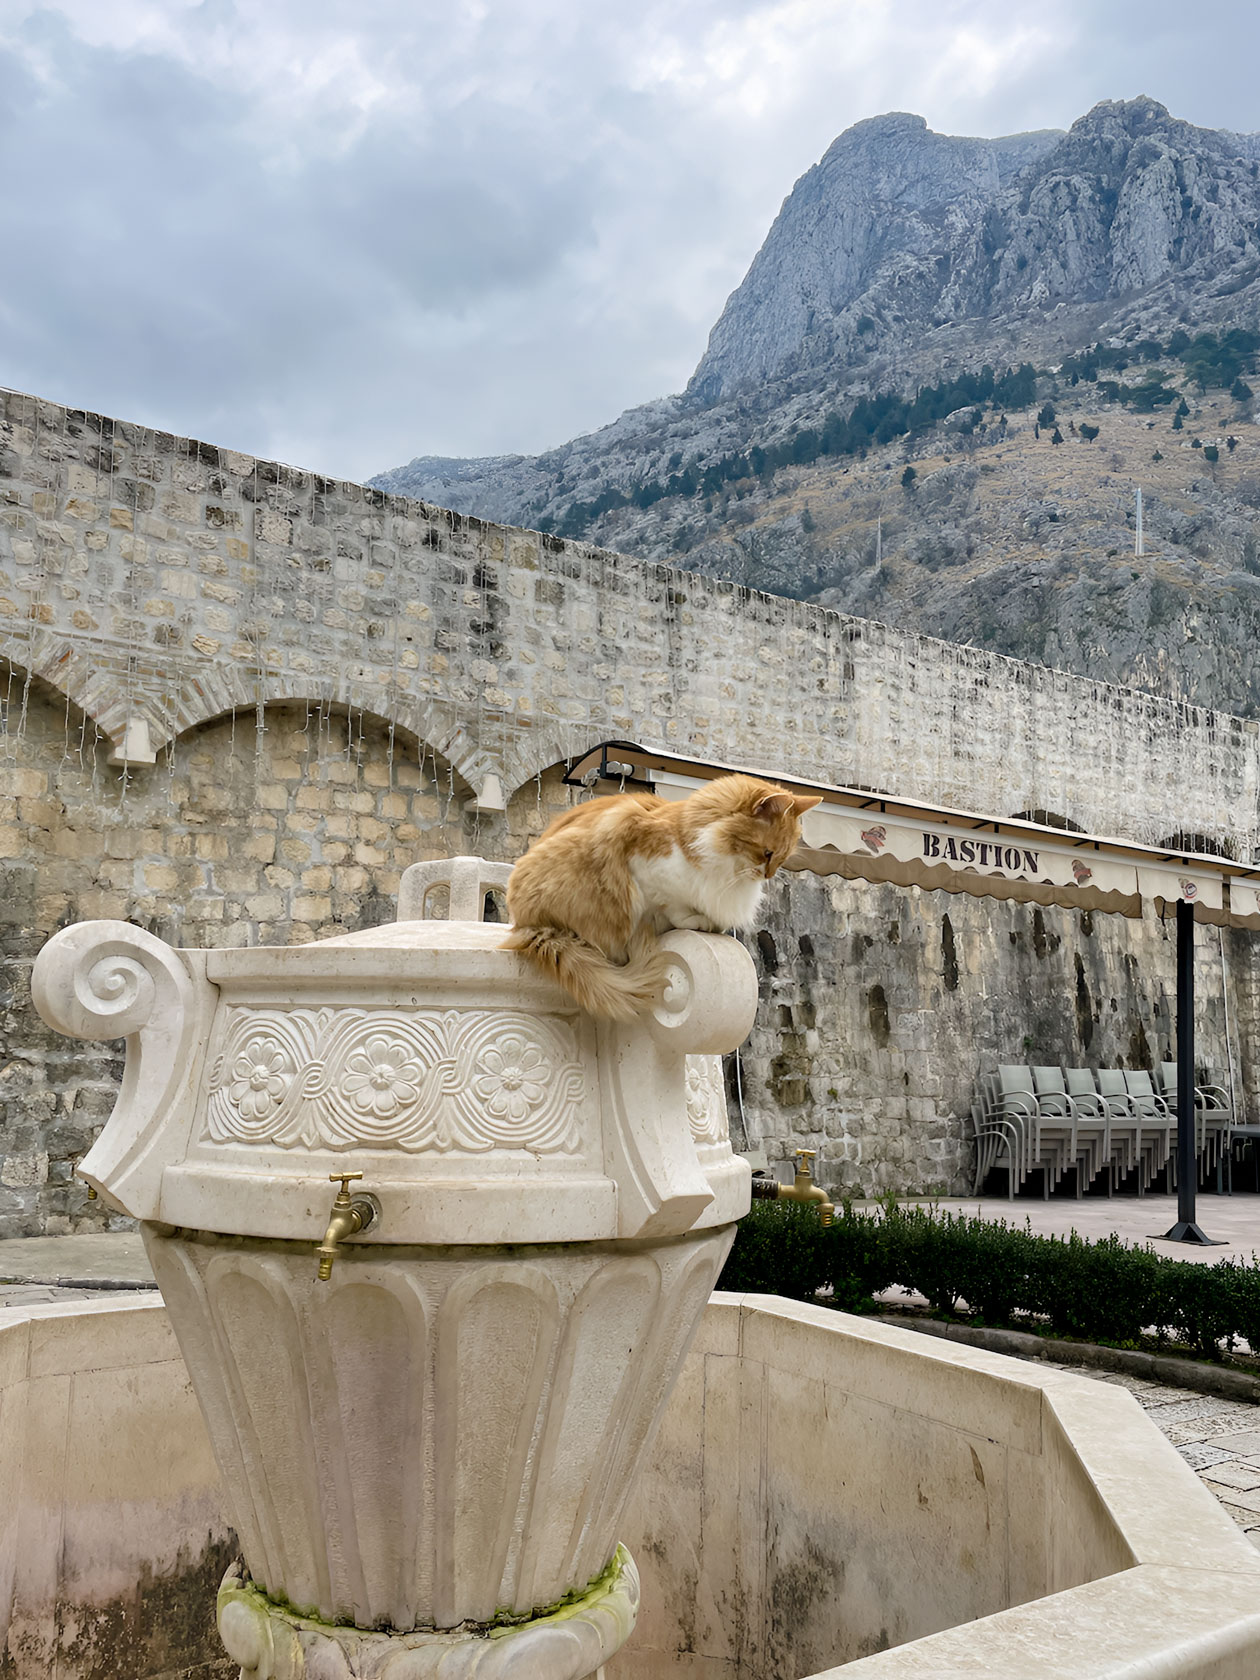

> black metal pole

[
  {"left": 1161, "top": 899, "right": 1221, "bottom": 1244},
  {"left": 1176, "top": 899, "right": 1197, "bottom": 1225}
]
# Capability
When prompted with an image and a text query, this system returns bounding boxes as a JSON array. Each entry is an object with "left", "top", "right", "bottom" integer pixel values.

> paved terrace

[{"left": 890, "top": 1191, "right": 1260, "bottom": 1264}]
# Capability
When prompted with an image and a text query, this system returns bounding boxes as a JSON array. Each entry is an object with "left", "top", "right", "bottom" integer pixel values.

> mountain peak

[
  {"left": 845, "top": 110, "right": 929, "bottom": 137},
  {"left": 682, "top": 97, "right": 1260, "bottom": 405},
  {"left": 1070, "top": 94, "right": 1174, "bottom": 136}
]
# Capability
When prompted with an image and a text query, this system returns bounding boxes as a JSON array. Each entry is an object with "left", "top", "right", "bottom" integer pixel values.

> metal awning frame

[
  {"left": 563, "top": 740, "right": 1260, "bottom": 929},
  {"left": 565, "top": 739, "right": 1256, "bottom": 1244}
]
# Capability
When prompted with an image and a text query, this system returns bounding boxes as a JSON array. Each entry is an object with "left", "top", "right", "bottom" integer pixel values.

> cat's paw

[{"left": 668, "top": 911, "right": 717, "bottom": 932}]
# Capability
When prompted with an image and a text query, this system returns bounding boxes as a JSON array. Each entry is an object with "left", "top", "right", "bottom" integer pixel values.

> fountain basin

[
  {"left": 4, "top": 1292, "right": 1258, "bottom": 1679},
  {"left": 613, "top": 1293, "right": 1260, "bottom": 1679}
]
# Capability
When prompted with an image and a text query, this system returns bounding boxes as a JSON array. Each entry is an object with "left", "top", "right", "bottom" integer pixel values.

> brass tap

[
  {"left": 750, "top": 1149, "right": 834, "bottom": 1225},
  {"left": 783, "top": 1150, "right": 835, "bottom": 1225},
  {"left": 315, "top": 1172, "right": 376, "bottom": 1280}
]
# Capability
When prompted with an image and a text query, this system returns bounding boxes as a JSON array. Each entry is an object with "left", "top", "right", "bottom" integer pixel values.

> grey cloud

[
  {"left": 0, "top": 10, "right": 608, "bottom": 471},
  {"left": 1, "top": 2, "right": 1259, "bottom": 481}
]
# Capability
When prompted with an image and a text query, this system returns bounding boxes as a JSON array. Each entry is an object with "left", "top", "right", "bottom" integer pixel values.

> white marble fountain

[
  {"left": 31, "top": 857, "right": 756, "bottom": 1680},
  {"left": 23, "top": 857, "right": 1260, "bottom": 1679}
]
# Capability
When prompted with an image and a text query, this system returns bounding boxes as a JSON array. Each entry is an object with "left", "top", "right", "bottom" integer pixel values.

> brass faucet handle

[
  {"left": 794, "top": 1149, "right": 816, "bottom": 1171},
  {"left": 329, "top": 1171, "right": 364, "bottom": 1196}
]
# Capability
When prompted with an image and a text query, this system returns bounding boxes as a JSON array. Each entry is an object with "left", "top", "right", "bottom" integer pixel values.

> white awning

[{"left": 565, "top": 742, "right": 1258, "bottom": 927}]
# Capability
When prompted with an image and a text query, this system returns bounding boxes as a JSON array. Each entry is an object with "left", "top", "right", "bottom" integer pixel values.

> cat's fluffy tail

[{"left": 503, "top": 925, "right": 671, "bottom": 1021}]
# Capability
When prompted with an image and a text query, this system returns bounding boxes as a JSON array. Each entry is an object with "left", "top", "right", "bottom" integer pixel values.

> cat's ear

[
  {"left": 753, "top": 791, "right": 797, "bottom": 820},
  {"left": 753, "top": 790, "right": 824, "bottom": 821}
]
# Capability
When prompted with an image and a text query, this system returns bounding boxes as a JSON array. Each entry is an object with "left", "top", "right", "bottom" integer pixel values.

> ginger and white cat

[{"left": 504, "top": 774, "right": 820, "bottom": 1019}]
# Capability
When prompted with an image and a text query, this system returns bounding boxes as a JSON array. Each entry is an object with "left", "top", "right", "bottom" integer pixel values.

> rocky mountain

[
  {"left": 685, "top": 115, "right": 1062, "bottom": 405},
  {"left": 371, "top": 98, "right": 1260, "bottom": 717}
]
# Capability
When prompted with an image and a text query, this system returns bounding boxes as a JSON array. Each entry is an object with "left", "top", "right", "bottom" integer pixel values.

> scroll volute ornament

[
  {"left": 599, "top": 928, "right": 756, "bottom": 1239},
  {"left": 31, "top": 920, "right": 213, "bottom": 1217}
]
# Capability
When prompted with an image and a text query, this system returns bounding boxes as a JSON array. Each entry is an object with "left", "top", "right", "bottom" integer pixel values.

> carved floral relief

[{"left": 206, "top": 1007, "right": 584, "bottom": 1153}]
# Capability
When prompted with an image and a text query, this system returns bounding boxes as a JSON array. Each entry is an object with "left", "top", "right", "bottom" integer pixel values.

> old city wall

[{"left": 1, "top": 388, "right": 1258, "bottom": 1233}]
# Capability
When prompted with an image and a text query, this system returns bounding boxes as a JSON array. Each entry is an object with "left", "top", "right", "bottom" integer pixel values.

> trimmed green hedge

[{"left": 716, "top": 1200, "right": 1260, "bottom": 1360}]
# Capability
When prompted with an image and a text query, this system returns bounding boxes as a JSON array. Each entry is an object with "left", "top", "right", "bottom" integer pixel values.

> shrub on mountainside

[
  {"left": 546, "top": 361, "right": 1040, "bottom": 538},
  {"left": 541, "top": 324, "right": 1256, "bottom": 544}
]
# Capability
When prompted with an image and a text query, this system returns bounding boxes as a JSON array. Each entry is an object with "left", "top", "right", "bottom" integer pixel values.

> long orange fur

[{"left": 504, "top": 774, "right": 820, "bottom": 1019}]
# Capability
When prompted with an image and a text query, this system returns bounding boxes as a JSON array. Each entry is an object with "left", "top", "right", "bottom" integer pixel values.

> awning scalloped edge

[{"left": 789, "top": 844, "right": 1141, "bottom": 920}]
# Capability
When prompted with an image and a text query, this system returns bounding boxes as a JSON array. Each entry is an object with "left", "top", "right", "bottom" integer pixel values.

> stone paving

[
  {"left": 883, "top": 1191, "right": 1260, "bottom": 1264},
  {"left": 0, "top": 1230, "right": 155, "bottom": 1307},
  {"left": 1050, "top": 1362, "right": 1260, "bottom": 1546},
  {"left": 0, "top": 1228, "right": 154, "bottom": 1287}
]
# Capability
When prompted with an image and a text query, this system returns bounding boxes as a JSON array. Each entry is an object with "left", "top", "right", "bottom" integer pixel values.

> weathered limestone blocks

[{"left": 3, "top": 389, "right": 1256, "bottom": 848}]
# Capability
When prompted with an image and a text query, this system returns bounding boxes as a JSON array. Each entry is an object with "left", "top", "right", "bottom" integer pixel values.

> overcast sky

[{"left": 1, "top": 1, "right": 1257, "bottom": 481}]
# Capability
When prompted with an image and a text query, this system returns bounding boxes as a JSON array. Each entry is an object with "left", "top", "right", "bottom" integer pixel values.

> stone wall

[
  {"left": 2, "top": 386, "right": 1258, "bottom": 1233},
  {"left": 743, "top": 874, "right": 1247, "bottom": 1195},
  {"left": 4, "top": 390, "right": 1257, "bottom": 843}
]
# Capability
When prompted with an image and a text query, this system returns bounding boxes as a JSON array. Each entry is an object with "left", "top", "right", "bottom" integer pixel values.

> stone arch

[
  {"left": 171, "top": 698, "right": 479, "bottom": 804},
  {"left": 1, "top": 628, "right": 580, "bottom": 809},
  {"left": 0, "top": 649, "right": 111, "bottom": 754},
  {"left": 131, "top": 673, "right": 501, "bottom": 809},
  {"left": 0, "top": 631, "right": 116, "bottom": 746}
]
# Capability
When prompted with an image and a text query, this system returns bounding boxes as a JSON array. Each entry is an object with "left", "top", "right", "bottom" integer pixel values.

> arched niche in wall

[
  {"left": 162, "top": 699, "right": 479, "bottom": 935},
  {"left": 0, "top": 646, "right": 114, "bottom": 754},
  {"left": 0, "top": 656, "right": 110, "bottom": 756},
  {"left": 3, "top": 690, "right": 480, "bottom": 950},
  {"left": 1154, "top": 830, "right": 1239, "bottom": 862},
  {"left": 1009, "top": 809, "right": 1086, "bottom": 834}
]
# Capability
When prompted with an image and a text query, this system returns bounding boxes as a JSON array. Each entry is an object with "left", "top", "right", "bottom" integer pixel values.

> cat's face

[{"left": 704, "top": 782, "right": 822, "bottom": 878}]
